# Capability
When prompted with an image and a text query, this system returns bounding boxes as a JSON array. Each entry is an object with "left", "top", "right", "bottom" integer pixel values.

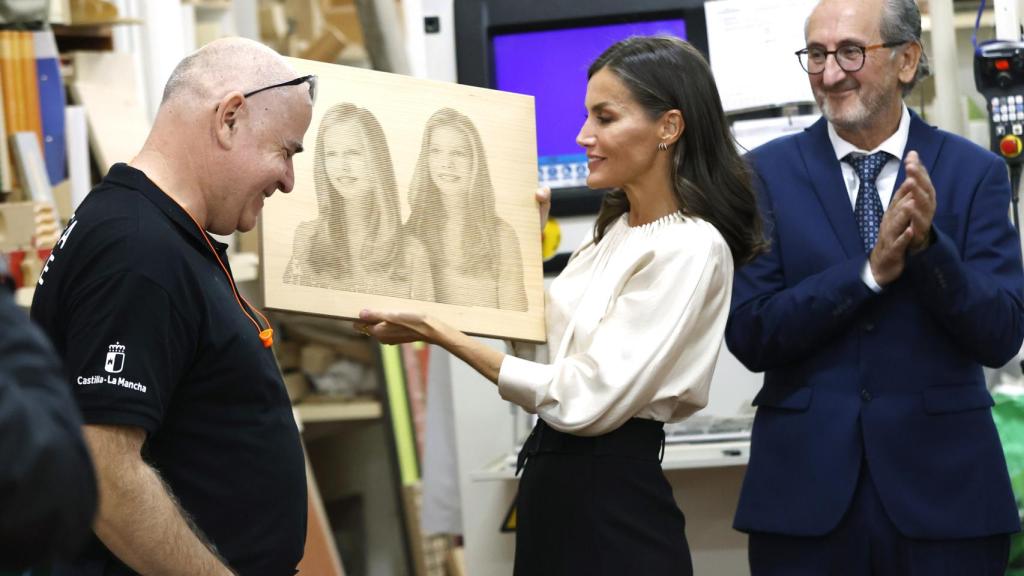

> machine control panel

[{"left": 975, "top": 40, "right": 1024, "bottom": 164}]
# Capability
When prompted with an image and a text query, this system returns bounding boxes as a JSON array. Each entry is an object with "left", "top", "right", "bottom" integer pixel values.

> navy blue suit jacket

[{"left": 727, "top": 112, "right": 1024, "bottom": 539}]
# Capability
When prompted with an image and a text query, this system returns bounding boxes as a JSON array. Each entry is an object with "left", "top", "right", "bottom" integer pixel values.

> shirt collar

[
  {"left": 102, "top": 163, "right": 230, "bottom": 254},
  {"left": 827, "top": 103, "right": 910, "bottom": 161}
]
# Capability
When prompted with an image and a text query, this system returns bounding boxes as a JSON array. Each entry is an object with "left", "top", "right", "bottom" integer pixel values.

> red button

[
  {"left": 1000, "top": 135, "right": 1022, "bottom": 157},
  {"left": 996, "top": 59, "right": 1011, "bottom": 71}
]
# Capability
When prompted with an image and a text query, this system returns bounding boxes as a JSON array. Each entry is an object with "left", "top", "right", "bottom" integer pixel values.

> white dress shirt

[
  {"left": 497, "top": 212, "right": 734, "bottom": 436},
  {"left": 827, "top": 104, "right": 911, "bottom": 291}
]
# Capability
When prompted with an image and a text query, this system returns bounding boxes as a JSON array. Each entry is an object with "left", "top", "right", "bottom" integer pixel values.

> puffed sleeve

[{"left": 497, "top": 229, "right": 733, "bottom": 436}]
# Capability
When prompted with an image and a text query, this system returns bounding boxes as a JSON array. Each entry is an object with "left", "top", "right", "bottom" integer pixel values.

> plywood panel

[
  {"left": 262, "top": 58, "right": 544, "bottom": 342},
  {"left": 68, "top": 51, "right": 149, "bottom": 174}
]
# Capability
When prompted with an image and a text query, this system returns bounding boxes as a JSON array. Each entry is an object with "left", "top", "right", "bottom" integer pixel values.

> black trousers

[{"left": 513, "top": 418, "right": 693, "bottom": 576}]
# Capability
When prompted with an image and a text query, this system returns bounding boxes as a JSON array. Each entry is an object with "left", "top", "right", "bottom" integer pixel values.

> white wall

[{"left": 403, "top": 0, "right": 456, "bottom": 82}]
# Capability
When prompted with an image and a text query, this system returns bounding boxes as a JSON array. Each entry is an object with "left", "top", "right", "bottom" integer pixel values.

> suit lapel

[
  {"left": 797, "top": 118, "right": 863, "bottom": 258},
  {"left": 893, "top": 111, "right": 943, "bottom": 201}
]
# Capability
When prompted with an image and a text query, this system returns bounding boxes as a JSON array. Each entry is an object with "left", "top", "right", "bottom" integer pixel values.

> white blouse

[{"left": 497, "top": 211, "right": 734, "bottom": 436}]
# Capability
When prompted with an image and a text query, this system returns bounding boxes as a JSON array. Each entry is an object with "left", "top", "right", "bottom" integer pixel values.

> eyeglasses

[
  {"left": 243, "top": 74, "right": 318, "bottom": 103},
  {"left": 795, "top": 41, "right": 908, "bottom": 74}
]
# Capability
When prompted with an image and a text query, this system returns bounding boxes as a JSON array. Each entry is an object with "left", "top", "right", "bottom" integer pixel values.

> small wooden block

[
  {"left": 301, "top": 343, "right": 337, "bottom": 375},
  {"left": 0, "top": 201, "right": 38, "bottom": 251}
]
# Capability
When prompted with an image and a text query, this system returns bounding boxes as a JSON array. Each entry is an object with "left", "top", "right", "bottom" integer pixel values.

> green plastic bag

[{"left": 994, "top": 392, "right": 1024, "bottom": 574}]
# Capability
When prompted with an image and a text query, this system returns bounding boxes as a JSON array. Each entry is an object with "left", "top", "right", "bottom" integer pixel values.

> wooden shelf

[
  {"left": 52, "top": 21, "right": 141, "bottom": 52},
  {"left": 294, "top": 399, "right": 382, "bottom": 424},
  {"left": 183, "top": 0, "right": 232, "bottom": 9},
  {"left": 52, "top": 19, "right": 143, "bottom": 27}
]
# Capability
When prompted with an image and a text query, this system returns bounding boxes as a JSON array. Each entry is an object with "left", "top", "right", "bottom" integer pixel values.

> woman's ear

[
  {"left": 660, "top": 109, "right": 685, "bottom": 146},
  {"left": 215, "top": 92, "right": 246, "bottom": 149}
]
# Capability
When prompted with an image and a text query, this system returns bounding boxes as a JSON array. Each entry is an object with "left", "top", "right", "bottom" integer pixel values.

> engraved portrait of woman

[
  {"left": 405, "top": 107, "right": 528, "bottom": 311},
  {"left": 284, "top": 102, "right": 433, "bottom": 300}
]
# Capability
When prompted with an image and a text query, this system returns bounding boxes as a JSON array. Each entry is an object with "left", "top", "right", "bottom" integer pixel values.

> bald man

[{"left": 31, "top": 38, "right": 314, "bottom": 575}]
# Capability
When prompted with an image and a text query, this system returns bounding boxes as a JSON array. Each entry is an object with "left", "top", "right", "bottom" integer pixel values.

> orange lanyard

[{"left": 172, "top": 199, "right": 274, "bottom": 348}]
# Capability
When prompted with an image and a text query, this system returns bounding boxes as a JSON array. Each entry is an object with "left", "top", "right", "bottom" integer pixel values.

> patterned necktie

[{"left": 845, "top": 151, "right": 891, "bottom": 253}]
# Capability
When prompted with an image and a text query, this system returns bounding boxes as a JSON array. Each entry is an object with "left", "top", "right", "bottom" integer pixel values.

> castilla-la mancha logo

[{"left": 104, "top": 342, "right": 126, "bottom": 374}]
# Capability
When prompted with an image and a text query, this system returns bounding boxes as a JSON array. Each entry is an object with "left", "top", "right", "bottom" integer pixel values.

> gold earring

[{"left": 658, "top": 141, "right": 668, "bottom": 151}]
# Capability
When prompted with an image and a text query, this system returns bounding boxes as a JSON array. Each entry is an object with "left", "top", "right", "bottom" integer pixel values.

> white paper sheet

[{"left": 705, "top": 0, "right": 818, "bottom": 113}]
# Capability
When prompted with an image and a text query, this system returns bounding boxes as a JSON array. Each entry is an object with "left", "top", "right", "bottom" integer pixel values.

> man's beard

[{"left": 816, "top": 79, "right": 896, "bottom": 134}]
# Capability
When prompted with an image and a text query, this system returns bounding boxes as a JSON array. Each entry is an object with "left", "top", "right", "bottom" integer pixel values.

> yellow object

[
  {"left": 70, "top": 0, "right": 118, "bottom": 24},
  {"left": 501, "top": 502, "right": 517, "bottom": 532},
  {"left": 542, "top": 218, "right": 561, "bottom": 261}
]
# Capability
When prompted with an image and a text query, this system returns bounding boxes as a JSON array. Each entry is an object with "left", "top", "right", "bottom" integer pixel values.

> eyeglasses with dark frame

[
  {"left": 242, "top": 74, "right": 318, "bottom": 103},
  {"left": 795, "top": 41, "right": 909, "bottom": 74}
]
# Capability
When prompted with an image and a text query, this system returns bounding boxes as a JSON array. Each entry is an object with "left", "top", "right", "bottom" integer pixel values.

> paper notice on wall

[{"left": 705, "top": 0, "right": 818, "bottom": 113}]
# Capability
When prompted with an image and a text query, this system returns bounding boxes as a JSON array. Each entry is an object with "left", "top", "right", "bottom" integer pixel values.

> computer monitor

[{"left": 455, "top": 0, "right": 707, "bottom": 216}]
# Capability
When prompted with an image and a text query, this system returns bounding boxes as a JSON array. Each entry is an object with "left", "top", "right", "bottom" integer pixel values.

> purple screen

[{"left": 493, "top": 19, "right": 686, "bottom": 183}]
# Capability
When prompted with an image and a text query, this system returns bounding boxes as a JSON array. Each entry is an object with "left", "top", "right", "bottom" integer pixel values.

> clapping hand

[
  {"left": 895, "top": 151, "right": 936, "bottom": 253},
  {"left": 868, "top": 151, "right": 936, "bottom": 286}
]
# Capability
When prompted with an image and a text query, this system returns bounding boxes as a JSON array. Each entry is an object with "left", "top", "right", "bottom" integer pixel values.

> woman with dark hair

[
  {"left": 405, "top": 107, "right": 528, "bottom": 311},
  {"left": 358, "top": 36, "right": 765, "bottom": 574},
  {"left": 284, "top": 102, "right": 433, "bottom": 299}
]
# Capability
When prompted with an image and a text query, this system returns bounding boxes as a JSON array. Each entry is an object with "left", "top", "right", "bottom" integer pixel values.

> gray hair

[{"left": 880, "top": 0, "right": 931, "bottom": 95}]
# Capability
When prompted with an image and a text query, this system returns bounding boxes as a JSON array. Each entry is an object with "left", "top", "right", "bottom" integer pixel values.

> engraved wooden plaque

[{"left": 261, "top": 58, "right": 545, "bottom": 342}]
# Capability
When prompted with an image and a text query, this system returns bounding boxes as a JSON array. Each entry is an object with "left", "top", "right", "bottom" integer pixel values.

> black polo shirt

[{"left": 31, "top": 163, "right": 306, "bottom": 575}]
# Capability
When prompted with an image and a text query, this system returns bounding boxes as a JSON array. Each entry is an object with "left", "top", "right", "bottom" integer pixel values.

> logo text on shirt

[{"left": 38, "top": 217, "right": 78, "bottom": 286}]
